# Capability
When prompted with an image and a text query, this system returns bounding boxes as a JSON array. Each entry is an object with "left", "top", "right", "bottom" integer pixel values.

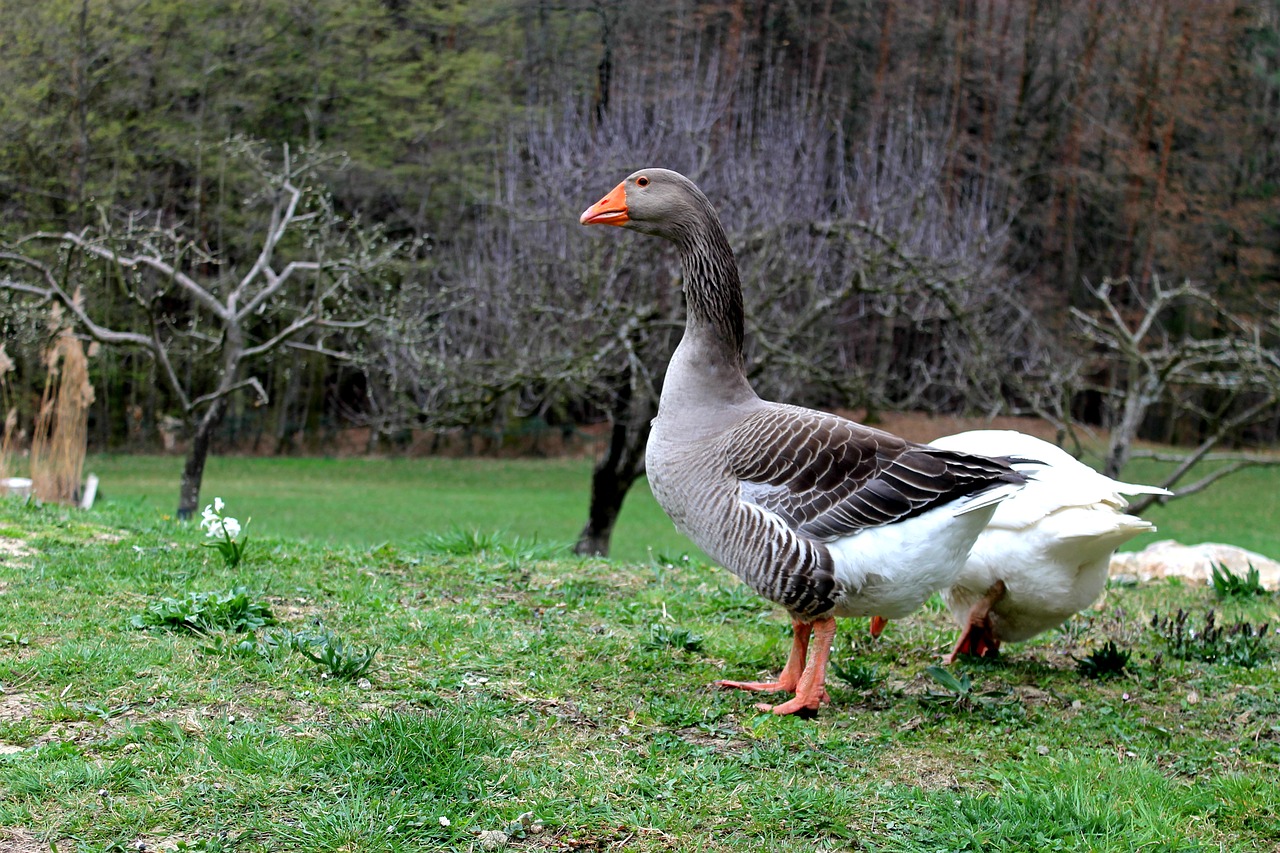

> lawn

[
  {"left": 82, "top": 454, "right": 697, "bottom": 565},
  {"left": 0, "top": 487, "right": 1277, "bottom": 851},
  {"left": 79, "top": 452, "right": 1280, "bottom": 563}
]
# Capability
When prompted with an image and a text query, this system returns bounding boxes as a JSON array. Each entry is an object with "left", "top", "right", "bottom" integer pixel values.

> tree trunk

[
  {"left": 574, "top": 374, "right": 657, "bottom": 558},
  {"left": 176, "top": 396, "right": 228, "bottom": 520}
]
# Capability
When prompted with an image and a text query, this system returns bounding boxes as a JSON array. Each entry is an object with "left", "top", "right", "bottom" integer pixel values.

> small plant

[
  {"left": 921, "top": 665, "right": 1009, "bottom": 709},
  {"left": 418, "top": 527, "right": 505, "bottom": 557},
  {"left": 130, "top": 587, "right": 276, "bottom": 634},
  {"left": 1210, "top": 562, "right": 1268, "bottom": 599},
  {"left": 199, "top": 629, "right": 296, "bottom": 661},
  {"left": 200, "top": 497, "right": 250, "bottom": 568},
  {"left": 923, "top": 665, "right": 976, "bottom": 704},
  {"left": 651, "top": 551, "right": 705, "bottom": 570},
  {"left": 830, "top": 658, "right": 880, "bottom": 690},
  {"left": 1150, "top": 608, "right": 1272, "bottom": 668},
  {"left": 1075, "top": 640, "right": 1131, "bottom": 679},
  {"left": 642, "top": 624, "right": 704, "bottom": 653},
  {"left": 295, "top": 630, "right": 379, "bottom": 681},
  {"left": 698, "top": 582, "right": 767, "bottom": 619}
]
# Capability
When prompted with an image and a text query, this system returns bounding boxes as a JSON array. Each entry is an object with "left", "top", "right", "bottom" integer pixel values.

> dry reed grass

[
  {"left": 30, "top": 329, "right": 95, "bottom": 504},
  {"left": 0, "top": 343, "right": 18, "bottom": 487}
]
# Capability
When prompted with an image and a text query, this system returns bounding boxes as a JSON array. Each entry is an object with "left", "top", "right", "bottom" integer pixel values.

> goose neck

[{"left": 677, "top": 226, "right": 746, "bottom": 366}]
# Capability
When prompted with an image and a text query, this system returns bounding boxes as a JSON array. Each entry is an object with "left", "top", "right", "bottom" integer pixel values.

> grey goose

[{"left": 580, "top": 168, "right": 1026, "bottom": 715}]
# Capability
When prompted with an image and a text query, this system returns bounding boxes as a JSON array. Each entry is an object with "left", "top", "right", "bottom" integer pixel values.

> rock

[
  {"left": 477, "top": 830, "right": 508, "bottom": 849},
  {"left": 1109, "top": 540, "right": 1280, "bottom": 590},
  {"left": 0, "top": 478, "right": 32, "bottom": 498}
]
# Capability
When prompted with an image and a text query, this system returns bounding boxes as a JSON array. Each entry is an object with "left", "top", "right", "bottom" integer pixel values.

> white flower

[
  {"left": 438, "top": 816, "right": 451, "bottom": 827},
  {"left": 199, "top": 498, "right": 241, "bottom": 541},
  {"left": 220, "top": 517, "right": 242, "bottom": 540},
  {"left": 200, "top": 506, "right": 220, "bottom": 536}
]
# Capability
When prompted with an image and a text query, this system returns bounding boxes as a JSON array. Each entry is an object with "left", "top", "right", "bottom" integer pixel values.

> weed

[
  {"left": 921, "top": 665, "right": 1010, "bottom": 709},
  {"left": 1150, "top": 609, "right": 1272, "bottom": 668},
  {"left": 416, "top": 527, "right": 506, "bottom": 557},
  {"left": 830, "top": 658, "right": 880, "bottom": 690},
  {"left": 651, "top": 551, "right": 705, "bottom": 570},
  {"left": 697, "top": 582, "right": 767, "bottom": 619},
  {"left": 1210, "top": 562, "right": 1269, "bottom": 599},
  {"left": 83, "top": 702, "right": 130, "bottom": 722},
  {"left": 129, "top": 587, "right": 276, "bottom": 634},
  {"left": 198, "top": 630, "right": 293, "bottom": 661},
  {"left": 642, "top": 624, "right": 704, "bottom": 653},
  {"left": 294, "top": 630, "right": 379, "bottom": 680},
  {"left": 415, "top": 527, "right": 564, "bottom": 561},
  {"left": 1075, "top": 640, "right": 1131, "bottom": 679}
]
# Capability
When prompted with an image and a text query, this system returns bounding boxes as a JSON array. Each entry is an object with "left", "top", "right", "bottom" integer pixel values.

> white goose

[
  {"left": 580, "top": 169, "right": 1026, "bottom": 715},
  {"left": 871, "top": 429, "right": 1169, "bottom": 663}
]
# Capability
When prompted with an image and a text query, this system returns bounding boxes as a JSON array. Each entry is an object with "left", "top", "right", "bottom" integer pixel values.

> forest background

[{"left": 1, "top": 0, "right": 1279, "bottom": 550}]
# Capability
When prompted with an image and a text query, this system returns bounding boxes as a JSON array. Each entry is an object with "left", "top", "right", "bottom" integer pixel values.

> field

[
  {"left": 0, "top": 455, "right": 1278, "bottom": 851},
  {"left": 76, "top": 451, "right": 1280, "bottom": 563},
  {"left": 81, "top": 454, "right": 691, "bottom": 565}
]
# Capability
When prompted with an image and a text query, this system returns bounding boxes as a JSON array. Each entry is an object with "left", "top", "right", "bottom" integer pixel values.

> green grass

[
  {"left": 1123, "top": 459, "right": 1280, "bottom": 559},
  {"left": 1, "top": 497, "right": 1277, "bottom": 851},
  {"left": 82, "top": 453, "right": 1280, "bottom": 563},
  {"left": 84, "top": 454, "right": 699, "bottom": 564}
]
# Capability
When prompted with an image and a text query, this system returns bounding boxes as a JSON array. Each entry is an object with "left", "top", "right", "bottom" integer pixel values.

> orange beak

[
  {"left": 869, "top": 616, "right": 888, "bottom": 638},
  {"left": 579, "top": 180, "right": 629, "bottom": 226}
]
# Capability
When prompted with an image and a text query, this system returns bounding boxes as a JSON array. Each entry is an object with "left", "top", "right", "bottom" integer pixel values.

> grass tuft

[
  {"left": 1075, "top": 640, "right": 1132, "bottom": 679},
  {"left": 129, "top": 587, "right": 276, "bottom": 634},
  {"left": 294, "top": 629, "right": 380, "bottom": 681},
  {"left": 1211, "top": 561, "right": 1269, "bottom": 599},
  {"left": 642, "top": 624, "right": 704, "bottom": 653}
]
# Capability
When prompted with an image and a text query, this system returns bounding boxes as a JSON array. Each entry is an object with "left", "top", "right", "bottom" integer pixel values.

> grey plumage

[{"left": 580, "top": 167, "right": 1026, "bottom": 713}]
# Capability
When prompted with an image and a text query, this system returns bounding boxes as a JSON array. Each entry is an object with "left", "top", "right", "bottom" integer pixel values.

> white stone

[
  {"left": 1, "top": 478, "right": 32, "bottom": 498},
  {"left": 1109, "top": 540, "right": 1280, "bottom": 590},
  {"left": 477, "top": 830, "right": 508, "bottom": 849}
]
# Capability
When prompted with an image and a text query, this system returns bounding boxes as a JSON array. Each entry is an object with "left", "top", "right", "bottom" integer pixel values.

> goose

[
  {"left": 871, "top": 429, "right": 1170, "bottom": 663},
  {"left": 579, "top": 168, "right": 1026, "bottom": 715}
]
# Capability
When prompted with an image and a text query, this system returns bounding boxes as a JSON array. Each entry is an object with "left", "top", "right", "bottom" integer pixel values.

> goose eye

[{"left": 636, "top": 176, "right": 649, "bottom": 187}]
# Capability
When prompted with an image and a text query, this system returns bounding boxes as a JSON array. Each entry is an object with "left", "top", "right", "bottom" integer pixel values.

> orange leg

[
  {"left": 944, "top": 579, "right": 1007, "bottom": 664},
  {"left": 869, "top": 615, "right": 889, "bottom": 638},
  {"left": 717, "top": 619, "right": 813, "bottom": 694},
  {"left": 760, "top": 617, "right": 836, "bottom": 715}
]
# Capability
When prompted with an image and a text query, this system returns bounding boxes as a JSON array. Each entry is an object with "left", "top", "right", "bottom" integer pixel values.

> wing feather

[{"left": 723, "top": 405, "right": 1024, "bottom": 542}]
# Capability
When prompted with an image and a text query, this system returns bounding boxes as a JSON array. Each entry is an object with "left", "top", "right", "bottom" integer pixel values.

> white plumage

[{"left": 927, "top": 430, "right": 1171, "bottom": 661}]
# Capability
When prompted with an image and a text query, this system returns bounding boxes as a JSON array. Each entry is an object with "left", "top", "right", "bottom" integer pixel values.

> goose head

[{"left": 579, "top": 168, "right": 719, "bottom": 244}]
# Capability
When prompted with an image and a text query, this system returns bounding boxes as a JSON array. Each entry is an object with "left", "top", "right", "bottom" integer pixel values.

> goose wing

[{"left": 723, "top": 405, "right": 1022, "bottom": 541}]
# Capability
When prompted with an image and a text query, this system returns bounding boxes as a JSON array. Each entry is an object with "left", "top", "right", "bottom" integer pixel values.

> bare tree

[
  {"left": 1071, "top": 275, "right": 1280, "bottom": 511},
  {"left": 367, "top": 51, "right": 1059, "bottom": 556},
  {"left": 0, "top": 141, "right": 402, "bottom": 518}
]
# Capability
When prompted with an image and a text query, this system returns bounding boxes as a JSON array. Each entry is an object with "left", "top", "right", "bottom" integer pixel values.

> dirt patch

[
  {"left": 675, "top": 719, "right": 752, "bottom": 754},
  {"left": 0, "top": 828, "right": 49, "bottom": 853},
  {"left": 0, "top": 537, "right": 32, "bottom": 559},
  {"left": 517, "top": 697, "right": 598, "bottom": 729},
  {"left": 875, "top": 744, "right": 968, "bottom": 791},
  {"left": 268, "top": 595, "right": 324, "bottom": 622},
  {"left": 0, "top": 692, "right": 35, "bottom": 722}
]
